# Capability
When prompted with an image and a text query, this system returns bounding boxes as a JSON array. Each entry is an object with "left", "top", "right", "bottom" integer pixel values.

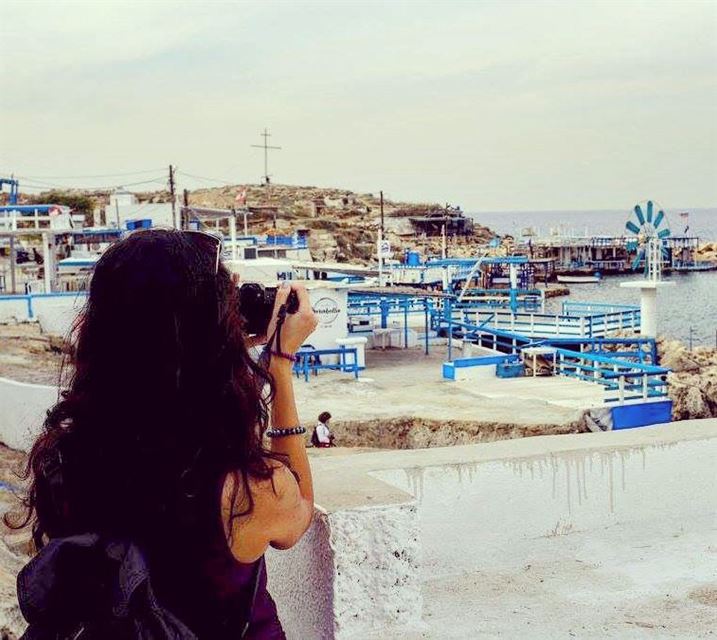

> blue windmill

[{"left": 625, "top": 200, "right": 671, "bottom": 273}]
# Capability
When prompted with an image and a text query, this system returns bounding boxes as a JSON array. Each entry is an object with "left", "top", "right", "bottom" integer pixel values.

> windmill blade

[
  {"left": 646, "top": 200, "right": 653, "bottom": 223},
  {"left": 657, "top": 228, "right": 671, "bottom": 239},
  {"left": 634, "top": 205, "right": 646, "bottom": 226},
  {"left": 626, "top": 221, "right": 641, "bottom": 235},
  {"left": 632, "top": 249, "right": 645, "bottom": 270},
  {"left": 653, "top": 210, "right": 665, "bottom": 229}
]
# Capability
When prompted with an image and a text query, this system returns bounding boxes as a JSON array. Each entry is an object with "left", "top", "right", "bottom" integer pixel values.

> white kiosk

[{"left": 620, "top": 238, "right": 674, "bottom": 338}]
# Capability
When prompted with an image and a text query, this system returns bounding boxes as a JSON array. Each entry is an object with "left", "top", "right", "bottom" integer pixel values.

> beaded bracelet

[
  {"left": 270, "top": 350, "right": 297, "bottom": 363},
  {"left": 266, "top": 426, "right": 307, "bottom": 438},
  {"left": 261, "top": 347, "right": 297, "bottom": 363}
]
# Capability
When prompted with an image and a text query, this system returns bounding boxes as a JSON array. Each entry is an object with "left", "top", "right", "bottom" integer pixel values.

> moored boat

[{"left": 556, "top": 273, "right": 602, "bottom": 283}]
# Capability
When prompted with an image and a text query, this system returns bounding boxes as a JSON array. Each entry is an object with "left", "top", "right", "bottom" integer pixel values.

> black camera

[{"left": 238, "top": 283, "right": 300, "bottom": 336}]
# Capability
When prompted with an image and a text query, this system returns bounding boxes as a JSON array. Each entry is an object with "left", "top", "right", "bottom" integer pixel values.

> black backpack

[
  {"left": 17, "top": 533, "right": 198, "bottom": 640},
  {"left": 18, "top": 456, "right": 262, "bottom": 640}
]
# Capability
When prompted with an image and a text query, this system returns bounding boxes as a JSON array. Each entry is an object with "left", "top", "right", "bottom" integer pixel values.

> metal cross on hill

[{"left": 251, "top": 128, "right": 281, "bottom": 185}]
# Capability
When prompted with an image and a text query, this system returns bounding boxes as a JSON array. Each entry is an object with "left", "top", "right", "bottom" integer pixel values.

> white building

[{"left": 106, "top": 187, "right": 174, "bottom": 229}]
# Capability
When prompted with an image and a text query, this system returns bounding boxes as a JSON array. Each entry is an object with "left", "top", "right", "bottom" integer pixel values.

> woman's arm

[
  {"left": 224, "top": 283, "right": 317, "bottom": 560},
  {"left": 265, "top": 357, "right": 314, "bottom": 548}
]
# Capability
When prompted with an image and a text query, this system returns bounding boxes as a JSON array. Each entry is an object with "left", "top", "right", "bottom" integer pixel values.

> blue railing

[
  {"left": 525, "top": 336, "right": 658, "bottom": 366},
  {"left": 436, "top": 315, "right": 668, "bottom": 404},
  {"left": 449, "top": 307, "right": 640, "bottom": 338},
  {"left": 554, "top": 348, "right": 669, "bottom": 404},
  {"left": 293, "top": 347, "right": 359, "bottom": 382},
  {"left": 446, "top": 320, "right": 534, "bottom": 355},
  {"left": 347, "top": 294, "right": 435, "bottom": 354},
  {"left": 453, "top": 289, "right": 543, "bottom": 312},
  {"left": 562, "top": 301, "right": 640, "bottom": 316}
]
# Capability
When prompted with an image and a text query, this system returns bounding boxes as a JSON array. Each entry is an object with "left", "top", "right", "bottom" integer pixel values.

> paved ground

[
  {"left": 367, "top": 517, "right": 717, "bottom": 640},
  {"left": 294, "top": 345, "right": 606, "bottom": 447},
  {"left": 0, "top": 324, "right": 64, "bottom": 386}
]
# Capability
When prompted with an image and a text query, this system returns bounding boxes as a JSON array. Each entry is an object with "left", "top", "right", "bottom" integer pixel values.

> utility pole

[
  {"left": 251, "top": 128, "right": 281, "bottom": 186},
  {"left": 168, "top": 165, "right": 177, "bottom": 229},
  {"left": 380, "top": 190, "right": 384, "bottom": 233},
  {"left": 182, "top": 189, "right": 189, "bottom": 230}
]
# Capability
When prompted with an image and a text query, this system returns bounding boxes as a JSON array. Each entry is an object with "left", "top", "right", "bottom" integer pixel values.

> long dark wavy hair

[{"left": 6, "top": 229, "right": 278, "bottom": 551}]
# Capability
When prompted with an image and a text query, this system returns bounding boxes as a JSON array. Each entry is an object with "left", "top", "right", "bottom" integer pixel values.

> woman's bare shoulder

[
  {"left": 220, "top": 461, "right": 304, "bottom": 562},
  {"left": 221, "top": 461, "right": 299, "bottom": 514}
]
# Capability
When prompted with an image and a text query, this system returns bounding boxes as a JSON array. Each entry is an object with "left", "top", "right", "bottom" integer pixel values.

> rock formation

[
  {"left": 658, "top": 338, "right": 717, "bottom": 420},
  {"left": 696, "top": 242, "right": 717, "bottom": 263}
]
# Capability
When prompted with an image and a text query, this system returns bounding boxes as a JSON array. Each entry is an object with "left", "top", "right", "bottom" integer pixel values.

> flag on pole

[{"left": 235, "top": 189, "right": 247, "bottom": 206}]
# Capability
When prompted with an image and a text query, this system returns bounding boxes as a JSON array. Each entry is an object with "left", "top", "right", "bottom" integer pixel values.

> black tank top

[{"left": 150, "top": 477, "right": 286, "bottom": 640}]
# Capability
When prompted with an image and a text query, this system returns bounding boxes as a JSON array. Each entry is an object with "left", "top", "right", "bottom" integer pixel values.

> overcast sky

[{"left": 1, "top": 0, "right": 715, "bottom": 211}]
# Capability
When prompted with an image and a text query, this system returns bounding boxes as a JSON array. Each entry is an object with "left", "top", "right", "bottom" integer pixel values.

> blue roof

[
  {"left": 426, "top": 256, "right": 529, "bottom": 267},
  {"left": 71, "top": 228, "right": 122, "bottom": 237},
  {"left": 0, "top": 204, "right": 69, "bottom": 214}
]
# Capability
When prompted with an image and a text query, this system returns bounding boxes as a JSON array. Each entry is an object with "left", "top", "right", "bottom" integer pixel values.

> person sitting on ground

[
  {"left": 7, "top": 229, "right": 319, "bottom": 639},
  {"left": 311, "top": 411, "right": 335, "bottom": 448}
]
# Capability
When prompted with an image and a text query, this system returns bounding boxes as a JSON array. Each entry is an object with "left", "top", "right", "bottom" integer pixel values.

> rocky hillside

[
  {"left": 16, "top": 183, "right": 496, "bottom": 264},
  {"left": 181, "top": 184, "right": 496, "bottom": 263}
]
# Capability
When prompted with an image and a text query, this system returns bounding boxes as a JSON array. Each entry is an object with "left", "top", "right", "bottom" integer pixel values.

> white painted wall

[
  {"left": 0, "top": 294, "right": 86, "bottom": 335},
  {"left": 0, "top": 377, "right": 57, "bottom": 451},
  {"left": 0, "top": 297, "right": 29, "bottom": 323},
  {"left": 266, "top": 512, "right": 336, "bottom": 640},
  {"left": 308, "top": 287, "right": 349, "bottom": 351},
  {"left": 107, "top": 202, "right": 174, "bottom": 229},
  {"left": 372, "top": 431, "right": 717, "bottom": 579},
  {"left": 0, "top": 292, "right": 87, "bottom": 336},
  {"left": 34, "top": 295, "right": 86, "bottom": 336},
  {"left": 266, "top": 503, "right": 422, "bottom": 640}
]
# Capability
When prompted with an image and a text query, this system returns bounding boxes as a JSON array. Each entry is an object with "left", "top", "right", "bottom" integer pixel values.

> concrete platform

[{"left": 293, "top": 346, "right": 606, "bottom": 434}]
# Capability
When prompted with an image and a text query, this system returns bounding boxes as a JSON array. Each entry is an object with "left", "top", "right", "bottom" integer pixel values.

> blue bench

[{"left": 442, "top": 354, "right": 520, "bottom": 380}]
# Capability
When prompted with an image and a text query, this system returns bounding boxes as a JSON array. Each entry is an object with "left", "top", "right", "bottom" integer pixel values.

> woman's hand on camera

[{"left": 266, "top": 282, "right": 318, "bottom": 357}]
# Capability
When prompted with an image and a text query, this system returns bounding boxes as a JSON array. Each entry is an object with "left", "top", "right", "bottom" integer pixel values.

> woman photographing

[{"left": 8, "top": 229, "right": 318, "bottom": 639}]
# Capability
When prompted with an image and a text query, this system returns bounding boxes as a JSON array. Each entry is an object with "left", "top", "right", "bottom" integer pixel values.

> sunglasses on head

[
  {"left": 182, "top": 230, "right": 223, "bottom": 274},
  {"left": 126, "top": 228, "right": 224, "bottom": 274}
]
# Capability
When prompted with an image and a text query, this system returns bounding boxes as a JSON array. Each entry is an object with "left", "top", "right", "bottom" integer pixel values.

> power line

[
  {"left": 6, "top": 168, "right": 166, "bottom": 180},
  {"left": 15, "top": 175, "right": 167, "bottom": 191},
  {"left": 176, "top": 170, "right": 236, "bottom": 186}
]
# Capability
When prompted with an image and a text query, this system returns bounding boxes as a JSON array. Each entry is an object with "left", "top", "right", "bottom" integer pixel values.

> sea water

[{"left": 470, "top": 208, "right": 717, "bottom": 346}]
